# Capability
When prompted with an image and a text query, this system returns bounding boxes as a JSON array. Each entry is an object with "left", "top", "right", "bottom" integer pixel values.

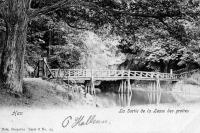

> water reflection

[
  {"left": 117, "top": 93, "right": 132, "bottom": 107},
  {"left": 96, "top": 89, "right": 176, "bottom": 107},
  {"left": 147, "top": 90, "right": 161, "bottom": 104}
]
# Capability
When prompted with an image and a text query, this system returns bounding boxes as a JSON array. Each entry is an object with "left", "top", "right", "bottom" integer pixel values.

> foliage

[
  {"left": 26, "top": 15, "right": 86, "bottom": 69},
  {"left": 3, "top": 0, "right": 200, "bottom": 71},
  {"left": 115, "top": 0, "right": 200, "bottom": 72}
]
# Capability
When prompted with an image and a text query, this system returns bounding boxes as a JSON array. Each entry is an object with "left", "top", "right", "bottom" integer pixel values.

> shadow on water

[{"left": 96, "top": 89, "right": 177, "bottom": 107}]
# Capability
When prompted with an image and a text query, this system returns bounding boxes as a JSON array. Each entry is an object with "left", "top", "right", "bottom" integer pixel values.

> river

[{"left": 95, "top": 90, "right": 177, "bottom": 107}]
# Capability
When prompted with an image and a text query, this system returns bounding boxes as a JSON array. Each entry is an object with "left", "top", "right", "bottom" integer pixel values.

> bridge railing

[
  {"left": 36, "top": 57, "right": 199, "bottom": 81},
  {"left": 48, "top": 68, "right": 200, "bottom": 80},
  {"left": 49, "top": 69, "right": 177, "bottom": 80},
  {"left": 130, "top": 71, "right": 157, "bottom": 79}
]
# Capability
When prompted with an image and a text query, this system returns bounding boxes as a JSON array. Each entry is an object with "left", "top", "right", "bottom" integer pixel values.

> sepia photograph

[{"left": 0, "top": 0, "right": 200, "bottom": 133}]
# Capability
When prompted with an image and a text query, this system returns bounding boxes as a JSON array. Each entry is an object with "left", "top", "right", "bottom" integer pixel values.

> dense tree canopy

[
  {"left": 27, "top": 0, "right": 200, "bottom": 71},
  {"left": 0, "top": 0, "right": 200, "bottom": 92}
]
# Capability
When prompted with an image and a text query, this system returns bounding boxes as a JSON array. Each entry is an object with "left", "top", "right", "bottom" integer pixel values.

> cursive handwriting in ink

[{"left": 62, "top": 115, "right": 108, "bottom": 128}]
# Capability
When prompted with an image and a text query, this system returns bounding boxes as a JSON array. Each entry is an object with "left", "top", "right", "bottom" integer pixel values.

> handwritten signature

[{"left": 62, "top": 115, "right": 109, "bottom": 128}]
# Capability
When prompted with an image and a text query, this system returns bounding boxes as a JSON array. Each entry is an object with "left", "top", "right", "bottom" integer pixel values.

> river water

[{"left": 95, "top": 90, "right": 176, "bottom": 107}]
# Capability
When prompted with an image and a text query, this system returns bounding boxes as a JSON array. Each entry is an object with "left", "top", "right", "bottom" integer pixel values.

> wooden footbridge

[
  {"left": 34, "top": 58, "right": 200, "bottom": 95},
  {"left": 49, "top": 69, "right": 197, "bottom": 81}
]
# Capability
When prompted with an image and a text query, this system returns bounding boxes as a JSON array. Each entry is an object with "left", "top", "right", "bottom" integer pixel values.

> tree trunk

[{"left": 0, "top": 0, "right": 28, "bottom": 93}]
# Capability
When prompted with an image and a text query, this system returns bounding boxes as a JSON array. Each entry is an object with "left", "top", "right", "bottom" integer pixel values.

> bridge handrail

[
  {"left": 48, "top": 68, "right": 200, "bottom": 80},
  {"left": 36, "top": 57, "right": 200, "bottom": 80},
  {"left": 49, "top": 69, "right": 175, "bottom": 80}
]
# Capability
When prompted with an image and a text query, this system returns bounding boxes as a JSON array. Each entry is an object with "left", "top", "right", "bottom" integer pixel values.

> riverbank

[
  {"left": 0, "top": 76, "right": 200, "bottom": 108},
  {"left": 0, "top": 78, "right": 97, "bottom": 108}
]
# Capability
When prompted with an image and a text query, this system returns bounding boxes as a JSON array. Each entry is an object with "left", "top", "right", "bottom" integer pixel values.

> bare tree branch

[
  {"left": 28, "top": 0, "right": 95, "bottom": 19},
  {"left": 28, "top": 0, "right": 184, "bottom": 24},
  {"left": 28, "top": 0, "right": 68, "bottom": 18},
  {"left": 0, "top": 0, "right": 5, "bottom": 19},
  {"left": 26, "top": 0, "right": 32, "bottom": 11},
  {"left": 66, "top": 22, "right": 90, "bottom": 30}
]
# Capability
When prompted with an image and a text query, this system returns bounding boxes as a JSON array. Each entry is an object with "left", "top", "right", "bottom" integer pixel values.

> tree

[
  {"left": 0, "top": 0, "right": 199, "bottom": 93},
  {"left": 115, "top": 0, "right": 200, "bottom": 71},
  {"left": 27, "top": 16, "right": 85, "bottom": 69},
  {"left": 0, "top": 0, "right": 93, "bottom": 93}
]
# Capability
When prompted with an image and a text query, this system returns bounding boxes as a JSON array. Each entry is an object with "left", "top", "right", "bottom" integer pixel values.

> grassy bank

[
  {"left": 0, "top": 72, "right": 200, "bottom": 108},
  {"left": 0, "top": 78, "right": 96, "bottom": 108}
]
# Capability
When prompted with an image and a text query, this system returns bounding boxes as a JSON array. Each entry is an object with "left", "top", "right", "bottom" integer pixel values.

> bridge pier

[
  {"left": 90, "top": 79, "right": 95, "bottom": 95},
  {"left": 85, "top": 79, "right": 95, "bottom": 95},
  {"left": 154, "top": 75, "right": 161, "bottom": 105},
  {"left": 118, "top": 79, "right": 132, "bottom": 94},
  {"left": 156, "top": 78, "right": 161, "bottom": 105},
  {"left": 147, "top": 79, "right": 161, "bottom": 105}
]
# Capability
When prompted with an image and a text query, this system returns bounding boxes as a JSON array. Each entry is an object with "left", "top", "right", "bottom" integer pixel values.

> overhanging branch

[
  {"left": 28, "top": 0, "right": 69, "bottom": 18},
  {"left": 28, "top": 0, "right": 183, "bottom": 22},
  {"left": 28, "top": 0, "right": 96, "bottom": 19},
  {"left": 26, "top": 0, "right": 32, "bottom": 11},
  {"left": 66, "top": 21, "right": 91, "bottom": 30}
]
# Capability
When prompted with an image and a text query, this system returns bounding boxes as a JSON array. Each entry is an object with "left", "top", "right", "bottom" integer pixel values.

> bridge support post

[
  {"left": 88, "top": 69, "right": 95, "bottom": 95},
  {"left": 118, "top": 82, "right": 121, "bottom": 93},
  {"left": 118, "top": 80, "right": 124, "bottom": 93},
  {"left": 118, "top": 79, "right": 132, "bottom": 94},
  {"left": 149, "top": 82, "right": 153, "bottom": 104},
  {"left": 90, "top": 80, "right": 95, "bottom": 95},
  {"left": 127, "top": 79, "right": 132, "bottom": 94},
  {"left": 127, "top": 70, "right": 132, "bottom": 94},
  {"left": 148, "top": 78, "right": 161, "bottom": 105},
  {"left": 121, "top": 80, "right": 124, "bottom": 93},
  {"left": 153, "top": 81, "right": 156, "bottom": 104},
  {"left": 85, "top": 85, "right": 88, "bottom": 93},
  {"left": 118, "top": 81, "right": 121, "bottom": 93},
  {"left": 156, "top": 79, "right": 161, "bottom": 105},
  {"left": 124, "top": 80, "right": 127, "bottom": 93},
  {"left": 156, "top": 73, "right": 161, "bottom": 105},
  {"left": 148, "top": 82, "right": 156, "bottom": 104}
]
